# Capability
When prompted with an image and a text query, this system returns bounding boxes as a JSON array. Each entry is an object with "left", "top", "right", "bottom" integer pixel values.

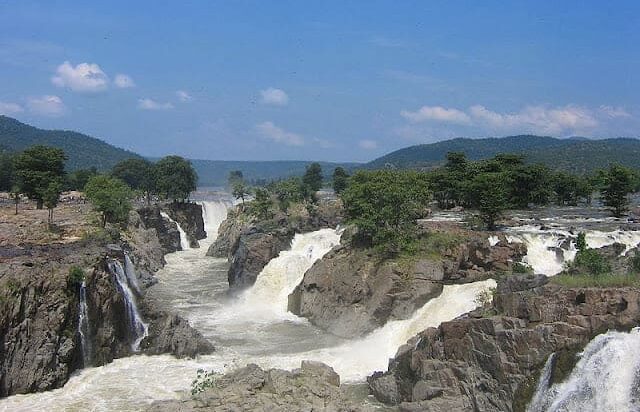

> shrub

[
  {"left": 191, "top": 369, "right": 220, "bottom": 395},
  {"left": 67, "top": 266, "right": 85, "bottom": 289}
]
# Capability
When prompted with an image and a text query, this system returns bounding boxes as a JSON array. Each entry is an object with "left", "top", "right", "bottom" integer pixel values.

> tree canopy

[
  {"left": 13, "top": 145, "right": 66, "bottom": 209},
  {"left": 154, "top": 155, "right": 197, "bottom": 202},
  {"left": 84, "top": 175, "right": 133, "bottom": 227}
]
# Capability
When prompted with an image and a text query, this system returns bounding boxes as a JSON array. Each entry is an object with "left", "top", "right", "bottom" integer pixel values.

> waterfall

[
  {"left": 507, "top": 226, "right": 640, "bottom": 276},
  {"left": 77, "top": 281, "right": 92, "bottom": 366},
  {"left": 107, "top": 260, "right": 149, "bottom": 351},
  {"left": 160, "top": 211, "right": 190, "bottom": 250},
  {"left": 528, "top": 353, "right": 557, "bottom": 411},
  {"left": 238, "top": 228, "right": 342, "bottom": 318},
  {"left": 527, "top": 328, "right": 640, "bottom": 411},
  {"left": 198, "top": 200, "right": 231, "bottom": 241},
  {"left": 123, "top": 253, "right": 141, "bottom": 295}
]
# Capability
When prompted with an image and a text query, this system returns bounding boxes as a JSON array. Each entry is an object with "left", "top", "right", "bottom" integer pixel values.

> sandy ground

[{"left": 0, "top": 195, "right": 98, "bottom": 247}]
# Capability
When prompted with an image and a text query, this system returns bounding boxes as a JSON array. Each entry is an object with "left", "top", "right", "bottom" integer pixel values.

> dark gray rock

[{"left": 164, "top": 202, "right": 206, "bottom": 248}]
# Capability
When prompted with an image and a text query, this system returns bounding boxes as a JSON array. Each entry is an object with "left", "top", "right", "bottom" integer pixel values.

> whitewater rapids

[{"left": 0, "top": 199, "right": 496, "bottom": 411}]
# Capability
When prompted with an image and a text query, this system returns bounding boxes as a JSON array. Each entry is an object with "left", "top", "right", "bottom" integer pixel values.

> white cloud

[
  {"left": 176, "top": 90, "right": 192, "bottom": 102},
  {"left": 114, "top": 74, "right": 135, "bottom": 88},
  {"left": 256, "top": 121, "right": 304, "bottom": 146},
  {"left": 599, "top": 105, "right": 630, "bottom": 118},
  {"left": 359, "top": 139, "right": 378, "bottom": 150},
  {"left": 0, "top": 101, "right": 24, "bottom": 116},
  {"left": 400, "top": 105, "right": 470, "bottom": 124},
  {"left": 51, "top": 61, "right": 109, "bottom": 92},
  {"left": 27, "top": 95, "right": 66, "bottom": 117},
  {"left": 137, "top": 98, "right": 174, "bottom": 110},
  {"left": 260, "top": 88, "right": 289, "bottom": 106}
]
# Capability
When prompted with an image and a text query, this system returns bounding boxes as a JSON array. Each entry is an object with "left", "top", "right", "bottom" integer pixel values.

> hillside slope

[
  {"left": 367, "top": 135, "right": 640, "bottom": 173},
  {"left": 0, "top": 116, "right": 141, "bottom": 171}
]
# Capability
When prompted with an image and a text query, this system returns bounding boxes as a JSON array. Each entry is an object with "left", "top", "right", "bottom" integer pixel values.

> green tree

[
  {"left": 553, "top": 171, "right": 581, "bottom": 206},
  {"left": 510, "top": 164, "right": 552, "bottom": 208},
  {"left": 268, "top": 177, "right": 304, "bottom": 211},
  {"left": 84, "top": 175, "right": 133, "bottom": 227},
  {"left": 228, "top": 170, "right": 243, "bottom": 187},
  {"left": 43, "top": 178, "right": 63, "bottom": 223},
  {"left": 250, "top": 187, "right": 273, "bottom": 220},
  {"left": 66, "top": 167, "right": 98, "bottom": 191},
  {"left": 13, "top": 145, "right": 66, "bottom": 209},
  {"left": 111, "top": 158, "right": 156, "bottom": 204},
  {"left": 302, "top": 162, "right": 323, "bottom": 199},
  {"left": 332, "top": 167, "right": 349, "bottom": 195},
  {"left": 232, "top": 181, "right": 250, "bottom": 206},
  {"left": 342, "top": 170, "right": 431, "bottom": 254},
  {"left": 9, "top": 185, "right": 20, "bottom": 215},
  {"left": 468, "top": 172, "right": 509, "bottom": 230},
  {"left": 0, "top": 152, "right": 14, "bottom": 191},
  {"left": 154, "top": 156, "right": 197, "bottom": 202},
  {"left": 602, "top": 164, "right": 635, "bottom": 217}
]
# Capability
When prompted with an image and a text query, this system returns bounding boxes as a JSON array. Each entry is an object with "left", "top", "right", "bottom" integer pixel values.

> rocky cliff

[
  {"left": 367, "top": 275, "right": 640, "bottom": 411},
  {"left": 164, "top": 202, "right": 206, "bottom": 248},
  {"left": 289, "top": 230, "right": 526, "bottom": 338},
  {"left": 210, "top": 199, "right": 343, "bottom": 289}
]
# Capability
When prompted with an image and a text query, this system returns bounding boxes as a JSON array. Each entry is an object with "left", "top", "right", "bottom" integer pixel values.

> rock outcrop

[
  {"left": 289, "top": 230, "right": 526, "bottom": 338},
  {"left": 136, "top": 206, "right": 181, "bottom": 256},
  {"left": 147, "top": 361, "right": 367, "bottom": 412},
  {"left": 367, "top": 277, "right": 640, "bottom": 411},
  {"left": 212, "top": 199, "right": 344, "bottom": 289},
  {"left": 164, "top": 202, "right": 206, "bottom": 248}
]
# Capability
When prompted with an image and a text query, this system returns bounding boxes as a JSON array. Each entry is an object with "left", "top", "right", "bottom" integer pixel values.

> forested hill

[
  {"left": 366, "top": 135, "right": 640, "bottom": 173},
  {"left": 0, "top": 115, "right": 142, "bottom": 171}
]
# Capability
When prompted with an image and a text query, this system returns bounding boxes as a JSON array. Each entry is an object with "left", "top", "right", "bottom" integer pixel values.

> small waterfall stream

[
  {"left": 160, "top": 211, "right": 190, "bottom": 250},
  {"left": 107, "top": 260, "right": 148, "bottom": 351},
  {"left": 123, "top": 253, "right": 142, "bottom": 295},
  {"left": 527, "top": 328, "right": 640, "bottom": 411},
  {"left": 77, "top": 281, "right": 92, "bottom": 366}
]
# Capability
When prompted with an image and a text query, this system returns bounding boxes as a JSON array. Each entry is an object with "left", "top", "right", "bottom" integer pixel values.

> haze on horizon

[{"left": 0, "top": 1, "right": 638, "bottom": 163}]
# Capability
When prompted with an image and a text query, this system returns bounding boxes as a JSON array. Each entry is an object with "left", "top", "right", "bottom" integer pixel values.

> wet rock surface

[
  {"left": 367, "top": 279, "right": 640, "bottom": 412},
  {"left": 164, "top": 202, "right": 206, "bottom": 248},
  {"left": 147, "top": 361, "right": 369, "bottom": 412}
]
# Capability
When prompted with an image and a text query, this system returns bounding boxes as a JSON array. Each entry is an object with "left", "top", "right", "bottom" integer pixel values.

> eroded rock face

[
  {"left": 289, "top": 231, "right": 527, "bottom": 338},
  {"left": 164, "top": 202, "right": 206, "bottom": 248},
  {"left": 215, "top": 200, "right": 344, "bottom": 290},
  {"left": 289, "top": 245, "right": 444, "bottom": 338},
  {"left": 147, "top": 361, "right": 368, "bottom": 412},
  {"left": 367, "top": 280, "right": 640, "bottom": 412},
  {"left": 136, "top": 206, "right": 180, "bottom": 256}
]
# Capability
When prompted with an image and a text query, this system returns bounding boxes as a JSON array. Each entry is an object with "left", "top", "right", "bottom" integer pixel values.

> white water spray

[
  {"left": 160, "top": 211, "right": 190, "bottom": 250},
  {"left": 107, "top": 260, "right": 148, "bottom": 351},
  {"left": 123, "top": 253, "right": 141, "bottom": 295},
  {"left": 527, "top": 328, "right": 640, "bottom": 411},
  {"left": 198, "top": 200, "right": 231, "bottom": 241},
  {"left": 78, "top": 281, "right": 92, "bottom": 366}
]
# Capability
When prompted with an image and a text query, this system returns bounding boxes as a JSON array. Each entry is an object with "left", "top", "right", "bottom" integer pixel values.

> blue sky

[{"left": 1, "top": 1, "right": 638, "bottom": 162}]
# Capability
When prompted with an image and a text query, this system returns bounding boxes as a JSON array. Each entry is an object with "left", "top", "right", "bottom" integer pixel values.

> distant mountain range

[
  {"left": 0, "top": 115, "right": 142, "bottom": 171},
  {"left": 2, "top": 117, "right": 637, "bottom": 186},
  {"left": 365, "top": 135, "right": 640, "bottom": 173}
]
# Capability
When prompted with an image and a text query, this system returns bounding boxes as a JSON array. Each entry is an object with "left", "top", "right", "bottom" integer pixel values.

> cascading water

[
  {"left": 507, "top": 225, "right": 640, "bottom": 276},
  {"left": 77, "top": 281, "right": 92, "bottom": 366},
  {"left": 0, "top": 220, "right": 496, "bottom": 411},
  {"left": 160, "top": 211, "right": 190, "bottom": 250},
  {"left": 123, "top": 252, "right": 141, "bottom": 295},
  {"left": 527, "top": 328, "right": 640, "bottom": 411},
  {"left": 198, "top": 200, "right": 232, "bottom": 240},
  {"left": 108, "top": 260, "right": 148, "bottom": 351}
]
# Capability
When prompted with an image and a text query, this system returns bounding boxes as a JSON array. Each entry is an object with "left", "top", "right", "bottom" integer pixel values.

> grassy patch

[
  {"left": 400, "top": 231, "right": 464, "bottom": 259},
  {"left": 551, "top": 273, "right": 640, "bottom": 288}
]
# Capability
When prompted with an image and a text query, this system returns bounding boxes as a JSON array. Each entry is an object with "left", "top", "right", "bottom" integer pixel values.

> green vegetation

[
  {"left": 84, "top": 175, "right": 133, "bottom": 227},
  {"left": 67, "top": 266, "right": 85, "bottom": 289},
  {"left": 0, "top": 115, "right": 142, "bottom": 171},
  {"left": 332, "top": 167, "right": 349, "bottom": 195},
  {"left": 341, "top": 169, "right": 430, "bottom": 254},
  {"left": 111, "top": 158, "right": 156, "bottom": 203},
  {"left": 191, "top": 369, "right": 220, "bottom": 395},
  {"left": 66, "top": 167, "right": 98, "bottom": 191},
  {"left": 13, "top": 145, "right": 66, "bottom": 210},
  {"left": 301, "top": 162, "right": 323, "bottom": 197},
  {"left": 0, "top": 151, "right": 14, "bottom": 191},
  {"left": 602, "top": 164, "right": 636, "bottom": 217},
  {"left": 154, "top": 155, "right": 198, "bottom": 202},
  {"left": 249, "top": 188, "right": 273, "bottom": 220}
]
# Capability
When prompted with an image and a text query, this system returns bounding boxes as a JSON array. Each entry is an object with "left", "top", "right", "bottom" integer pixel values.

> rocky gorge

[{"left": 0, "top": 201, "right": 212, "bottom": 397}]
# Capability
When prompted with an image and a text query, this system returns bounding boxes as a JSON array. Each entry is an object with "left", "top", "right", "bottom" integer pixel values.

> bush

[
  {"left": 67, "top": 266, "right": 85, "bottom": 289},
  {"left": 573, "top": 249, "right": 611, "bottom": 276},
  {"left": 191, "top": 369, "right": 220, "bottom": 395}
]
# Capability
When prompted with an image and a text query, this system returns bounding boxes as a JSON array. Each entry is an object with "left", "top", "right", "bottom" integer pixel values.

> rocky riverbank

[
  {"left": 288, "top": 228, "right": 526, "bottom": 338},
  {"left": 0, "top": 201, "right": 211, "bottom": 397},
  {"left": 209, "top": 199, "right": 343, "bottom": 289},
  {"left": 367, "top": 274, "right": 640, "bottom": 411}
]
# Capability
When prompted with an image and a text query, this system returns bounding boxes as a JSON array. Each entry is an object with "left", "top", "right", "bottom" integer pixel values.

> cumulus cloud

[
  {"left": 0, "top": 101, "right": 24, "bottom": 116},
  {"left": 256, "top": 121, "right": 304, "bottom": 146},
  {"left": 401, "top": 106, "right": 471, "bottom": 124},
  {"left": 359, "top": 139, "right": 378, "bottom": 150},
  {"left": 176, "top": 90, "right": 192, "bottom": 102},
  {"left": 137, "top": 98, "right": 174, "bottom": 110},
  {"left": 400, "top": 104, "right": 610, "bottom": 135},
  {"left": 599, "top": 105, "right": 631, "bottom": 118},
  {"left": 27, "top": 95, "right": 66, "bottom": 117},
  {"left": 260, "top": 88, "right": 289, "bottom": 106},
  {"left": 114, "top": 74, "right": 135, "bottom": 88},
  {"left": 51, "top": 61, "right": 109, "bottom": 92}
]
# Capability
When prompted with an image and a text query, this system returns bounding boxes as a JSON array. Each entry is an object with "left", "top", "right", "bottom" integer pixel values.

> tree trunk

[
  {"left": 36, "top": 199, "right": 43, "bottom": 209},
  {"left": 14, "top": 199, "right": 18, "bottom": 215}
]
